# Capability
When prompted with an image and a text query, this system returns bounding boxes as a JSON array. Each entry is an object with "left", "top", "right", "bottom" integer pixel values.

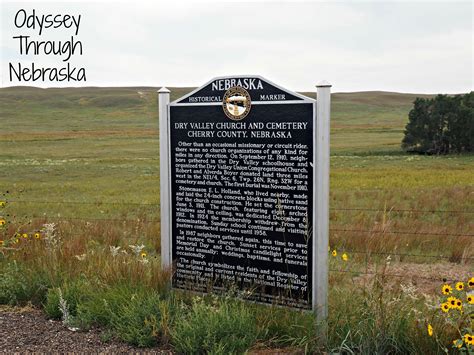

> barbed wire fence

[{"left": 1, "top": 199, "right": 473, "bottom": 283}]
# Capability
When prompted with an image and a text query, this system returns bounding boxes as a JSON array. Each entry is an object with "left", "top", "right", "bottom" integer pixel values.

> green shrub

[
  {"left": 44, "top": 279, "right": 90, "bottom": 320},
  {"left": 75, "top": 284, "right": 163, "bottom": 347},
  {"left": 75, "top": 292, "right": 111, "bottom": 329},
  {"left": 0, "top": 261, "right": 49, "bottom": 306},
  {"left": 44, "top": 288, "right": 63, "bottom": 319},
  {"left": 171, "top": 295, "right": 258, "bottom": 354},
  {"left": 106, "top": 286, "right": 162, "bottom": 347},
  {"left": 254, "top": 305, "right": 318, "bottom": 351},
  {"left": 327, "top": 281, "right": 429, "bottom": 354}
]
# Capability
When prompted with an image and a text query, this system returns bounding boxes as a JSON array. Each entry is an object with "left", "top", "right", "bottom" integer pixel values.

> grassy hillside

[
  {"left": 330, "top": 91, "right": 434, "bottom": 154},
  {"left": 1, "top": 86, "right": 429, "bottom": 154}
]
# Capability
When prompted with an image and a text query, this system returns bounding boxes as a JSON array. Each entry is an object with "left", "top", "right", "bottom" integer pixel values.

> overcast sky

[{"left": 1, "top": 0, "right": 472, "bottom": 93}]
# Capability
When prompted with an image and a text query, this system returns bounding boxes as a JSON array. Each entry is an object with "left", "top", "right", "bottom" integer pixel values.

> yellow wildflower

[
  {"left": 342, "top": 253, "right": 349, "bottom": 262},
  {"left": 0, "top": 201, "right": 6, "bottom": 207},
  {"left": 331, "top": 250, "right": 337, "bottom": 257},
  {"left": 0, "top": 219, "right": 5, "bottom": 226},
  {"left": 442, "top": 284, "right": 453, "bottom": 295},
  {"left": 468, "top": 277, "right": 474, "bottom": 288},
  {"left": 454, "top": 299, "right": 462, "bottom": 310},
  {"left": 140, "top": 252, "right": 147, "bottom": 259},
  {"left": 456, "top": 282, "right": 464, "bottom": 291},
  {"left": 467, "top": 294, "right": 474, "bottom": 305},
  {"left": 447, "top": 296, "right": 457, "bottom": 308},
  {"left": 463, "top": 334, "right": 474, "bottom": 346},
  {"left": 22, "top": 233, "right": 28, "bottom": 239},
  {"left": 452, "top": 339, "right": 463, "bottom": 349},
  {"left": 441, "top": 302, "right": 450, "bottom": 313},
  {"left": 427, "top": 324, "right": 433, "bottom": 337},
  {"left": 34, "top": 233, "right": 40, "bottom": 239}
]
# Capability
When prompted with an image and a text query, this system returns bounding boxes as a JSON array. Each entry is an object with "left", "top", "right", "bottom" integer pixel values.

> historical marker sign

[{"left": 159, "top": 76, "right": 330, "bottom": 311}]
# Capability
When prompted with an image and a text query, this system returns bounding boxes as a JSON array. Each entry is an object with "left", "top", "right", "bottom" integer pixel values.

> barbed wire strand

[
  {"left": 331, "top": 207, "right": 474, "bottom": 214},
  {"left": 332, "top": 249, "right": 474, "bottom": 261},
  {"left": 331, "top": 228, "right": 474, "bottom": 237},
  {"left": 3, "top": 200, "right": 473, "bottom": 214},
  {"left": 20, "top": 216, "right": 160, "bottom": 223},
  {"left": 3, "top": 216, "right": 472, "bottom": 237},
  {"left": 329, "top": 269, "right": 463, "bottom": 283},
  {"left": 5, "top": 200, "right": 160, "bottom": 206}
]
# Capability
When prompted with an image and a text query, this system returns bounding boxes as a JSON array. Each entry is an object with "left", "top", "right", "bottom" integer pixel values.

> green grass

[{"left": 1, "top": 87, "right": 471, "bottom": 211}]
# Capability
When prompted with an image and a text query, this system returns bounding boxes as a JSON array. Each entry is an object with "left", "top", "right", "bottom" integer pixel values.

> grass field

[
  {"left": 1, "top": 87, "right": 472, "bottom": 257},
  {"left": 0, "top": 86, "right": 473, "bottom": 353}
]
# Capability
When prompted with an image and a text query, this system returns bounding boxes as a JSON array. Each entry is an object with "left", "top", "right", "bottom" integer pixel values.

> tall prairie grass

[{"left": 0, "top": 216, "right": 472, "bottom": 353}]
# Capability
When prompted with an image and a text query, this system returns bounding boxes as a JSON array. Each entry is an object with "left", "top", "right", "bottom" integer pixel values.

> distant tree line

[{"left": 402, "top": 92, "right": 473, "bottom": 154}]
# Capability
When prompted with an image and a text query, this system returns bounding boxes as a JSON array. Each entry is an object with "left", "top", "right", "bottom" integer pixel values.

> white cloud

[{"left": 0, "top": 0, "right": 472, "bottom": 92}]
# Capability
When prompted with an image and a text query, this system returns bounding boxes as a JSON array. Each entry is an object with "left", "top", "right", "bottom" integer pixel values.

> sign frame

[{"left": 158, "top": 75, "right": 331, "bottom": 322}]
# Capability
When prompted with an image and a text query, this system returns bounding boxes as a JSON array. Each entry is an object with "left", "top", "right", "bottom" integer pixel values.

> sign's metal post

[
  {"left": 158, "top": 87, "right": 171, "bottom": 270},
  {"left": 313, "top": 81, "right": 331, "bottom": 340}
]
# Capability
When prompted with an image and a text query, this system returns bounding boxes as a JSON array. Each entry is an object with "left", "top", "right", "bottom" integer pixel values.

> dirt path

[{"left": 0, "top": 307, "right": 170, "bottom": 354}]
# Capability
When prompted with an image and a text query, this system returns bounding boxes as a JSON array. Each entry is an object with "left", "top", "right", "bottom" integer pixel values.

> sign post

[
  {"left": 158, "top": 87, "right": 171, "bottom": 270},
  {"left": 314, "top": 81, "right": 331, "bottom": 339},
  {"left": 159, "top": 76, "right": 330, "bottom": 314}
]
